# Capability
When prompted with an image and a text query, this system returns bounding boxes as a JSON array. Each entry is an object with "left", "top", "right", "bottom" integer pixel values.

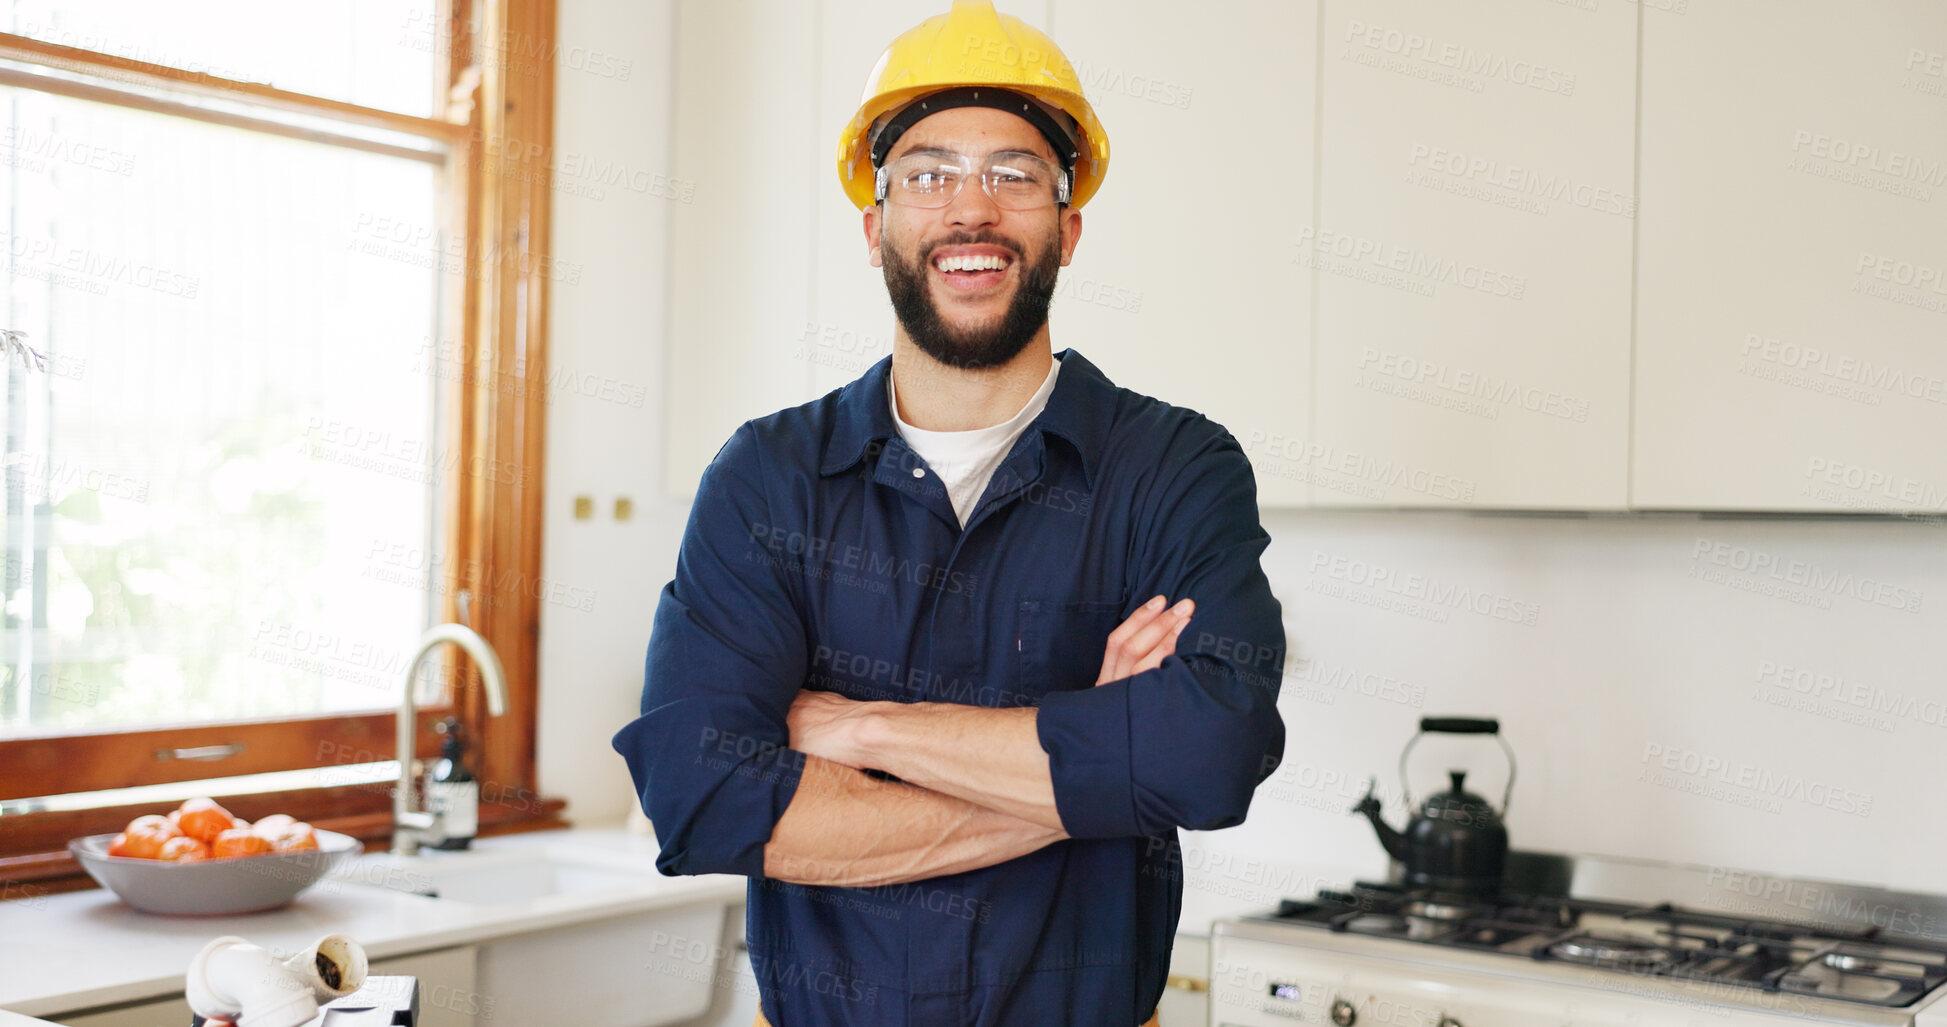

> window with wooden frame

[{"left": 0, "top": 0, "right": 564, "bottom": 896}]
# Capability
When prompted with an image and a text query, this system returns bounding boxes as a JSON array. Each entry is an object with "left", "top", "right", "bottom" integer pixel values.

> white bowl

[{"left": 69, "top": 829, "right": 361, "bottom": 915}]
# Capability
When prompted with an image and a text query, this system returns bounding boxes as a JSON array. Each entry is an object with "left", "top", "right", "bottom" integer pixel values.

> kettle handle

[
  {"left": 1420, "top": 717, "right": 1498, "bottom": 734},
  {"left": 1398, "top": 718, "right": 1517, "bottom": 815}
]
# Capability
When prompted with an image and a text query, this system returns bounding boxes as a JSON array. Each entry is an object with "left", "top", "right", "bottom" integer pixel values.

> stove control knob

[{"left": 1329, "top": 998, "right": 1356, "bottom": 1025}]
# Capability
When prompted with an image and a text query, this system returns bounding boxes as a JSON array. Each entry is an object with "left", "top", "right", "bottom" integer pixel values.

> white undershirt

[{"left": 888, "top": 355, "right": 1062, "bottom": 527}]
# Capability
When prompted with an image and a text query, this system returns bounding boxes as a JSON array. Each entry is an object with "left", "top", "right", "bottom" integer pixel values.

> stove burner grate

[
  {"left": 1547, "top": 935, "right": 1675, "bottom": 970},
  {"left": 1250, "top": 882, "right": 1947, "bottom": 1009},
  {"left": 1402, "top": 898, "right": 1480, "bottom": 922}
]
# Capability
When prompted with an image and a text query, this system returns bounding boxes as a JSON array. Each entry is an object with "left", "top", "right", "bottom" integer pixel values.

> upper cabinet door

[
  {"left": 1311, "top": 0, "right": 1638, "bottom": 509},
  {"left": 1051, "top": 0, "right": 1320, "bottom": 508},
  {"left": 664, "top": 1, "right": 821, "bottom": 498},
  {"left": 1632, "top": 2, "right": 1947, "bottom": 513}
]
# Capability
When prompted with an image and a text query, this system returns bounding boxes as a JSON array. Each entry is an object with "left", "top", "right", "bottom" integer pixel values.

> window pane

[
  {"left": 0, "top": 84, "right": 444, "bottom": 734},
  {"left": 7, "top": 0, "right": 439, "bottom": 118}
]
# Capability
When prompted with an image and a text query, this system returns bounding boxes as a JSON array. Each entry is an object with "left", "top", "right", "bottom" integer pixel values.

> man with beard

[{"left": 612, "top": 3, "right": 1285, "bottom": 1024}]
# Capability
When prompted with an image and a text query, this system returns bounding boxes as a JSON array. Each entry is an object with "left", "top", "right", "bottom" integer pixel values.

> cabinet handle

[{"left": 156, "top": 743, "right": 244, "bottom": 762}]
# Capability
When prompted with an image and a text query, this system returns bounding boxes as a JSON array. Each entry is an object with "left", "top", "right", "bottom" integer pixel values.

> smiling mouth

[
  {"left": 931, "top": 252, "right": 1013, "bottom": 293},
  {"left": 935, "top": 254, "right": 1011, "bottom": 273}
]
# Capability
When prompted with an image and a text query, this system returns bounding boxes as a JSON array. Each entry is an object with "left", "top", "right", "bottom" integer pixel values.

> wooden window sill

[{"left": 0, "top": 793, "right": 570, "bottom": 901}]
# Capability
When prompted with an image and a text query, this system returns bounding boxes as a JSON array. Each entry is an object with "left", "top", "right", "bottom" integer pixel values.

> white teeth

[{"left": 934, "top": 254, "right": 1009, "bottom": 272}]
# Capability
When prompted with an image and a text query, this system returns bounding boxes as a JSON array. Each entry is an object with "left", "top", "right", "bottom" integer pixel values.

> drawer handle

[{"left": 157, "top": 743, "right": 245, "bottom": 762}]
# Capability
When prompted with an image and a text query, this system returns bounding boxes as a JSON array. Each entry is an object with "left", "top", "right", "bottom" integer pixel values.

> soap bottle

[{"left": 427, "top": 717, "right": 478, "bottom": 850}]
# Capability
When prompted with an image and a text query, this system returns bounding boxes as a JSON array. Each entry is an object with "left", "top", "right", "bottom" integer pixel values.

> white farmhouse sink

[
  {"left": 335, "top": 845, "right": 662, "bottom": 906},
  {"left": 330, "top": 837, "right": 733, "bottom": 1027}
]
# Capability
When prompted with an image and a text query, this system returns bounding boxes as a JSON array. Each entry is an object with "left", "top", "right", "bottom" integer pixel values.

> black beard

[{"left": 882, "top": 227, "right": 1060, "bottom": 370}]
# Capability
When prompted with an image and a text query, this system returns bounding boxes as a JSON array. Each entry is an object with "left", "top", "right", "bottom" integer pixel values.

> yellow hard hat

[{"left": 836, "top": 0, "right": 1110, "bottom": 211}]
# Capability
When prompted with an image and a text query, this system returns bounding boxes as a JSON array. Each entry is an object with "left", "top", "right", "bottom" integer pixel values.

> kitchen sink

[
  {"left": 334, "top": 846, "right": 662, "bottom": 906},
  {"left": 323, "top": 834, "right": 737, "bottom": 1027}
]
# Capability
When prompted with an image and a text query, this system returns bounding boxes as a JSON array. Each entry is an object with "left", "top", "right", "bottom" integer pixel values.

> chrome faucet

[{"left": 393, "top": 616, "right": 508, "bottom": 855}]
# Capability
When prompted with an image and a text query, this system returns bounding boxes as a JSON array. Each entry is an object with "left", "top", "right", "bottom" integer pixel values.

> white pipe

[{"left": 184, "top": 934, "right": 368, "bottom": 1027}]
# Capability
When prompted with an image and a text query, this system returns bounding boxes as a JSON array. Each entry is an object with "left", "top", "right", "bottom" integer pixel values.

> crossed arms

[
  {"left": 765, "top": 597, "right": 1195, "bottom": 886},
  {"left": 611, "top": 422, "right": 1286, "bottom": 887}
]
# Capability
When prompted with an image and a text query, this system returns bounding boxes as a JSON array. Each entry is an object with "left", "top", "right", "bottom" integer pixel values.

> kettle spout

[{"left": 1351, "top": 778, "right": 1410, "bottom": 863}]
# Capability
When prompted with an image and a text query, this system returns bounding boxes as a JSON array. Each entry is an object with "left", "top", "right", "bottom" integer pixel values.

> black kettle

[{"left": 1352, "top": 717, "right": 1515, "bottom": 895}]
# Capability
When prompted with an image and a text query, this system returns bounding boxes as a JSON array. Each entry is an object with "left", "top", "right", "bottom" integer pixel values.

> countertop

[{"left": 0, "top": 826, "right": 745, "bottom": 1020}]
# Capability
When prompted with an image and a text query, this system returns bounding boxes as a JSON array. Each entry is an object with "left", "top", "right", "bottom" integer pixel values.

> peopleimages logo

[
  {"left": 1802, "top": 457, "right": 1947, "bottom": 512},
  {"left": 1356, "top": 347, "right": 1592, "bottom": 422},
  {"left": 745, "top": 522, "right": 980, "bottom": 598},
  {"left": 1294, "top": 225, "right": 1526, "bottom": 299},
  {"left": 1756, "top": 660, "right": 1947, "bottom": 732},
  {"left": 1288, "top": 656, "right": 1427, "bottom": 708},
  {"left": 1, "top": 233, "right": 199, "bottom": 298},
  {"left": 1405, "top": 143, "right": 1635, "bottom": 217},
  {"left": 1789, "top": 130, "right": 1947, "bottom": 194},
  {"left": 1341, "top": 20, "right": 1577, "bottom": 95},
  {"left": 807, "top": 645, "right": 1037, "bottom": 709},
  {"left": 1639, "top": 743, "right": 1873, "bottom": 817},
  {"left": 1307, "top": 551, "right": 1541, "bottom": 626},
  {"left": 0, "top": 126, "right": 137, "bottom": 176},
  {"left": 1070, "top": 58, "right": 1194, "bottom": 111},
  {"left": 1739, "top": 333, "right": 1947, "bottom": 408},
  {"left": 1705, "top": 867, "right": 1942, "bottom": 938},
  {"left": 1689, "top": 537, "right": 1925, "bottom": 613},
  {"left": 1241, "top": 433, "right": 1477, "bottom": 503}
]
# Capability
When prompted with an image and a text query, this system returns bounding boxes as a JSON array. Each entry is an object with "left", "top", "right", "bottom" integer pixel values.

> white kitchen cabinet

[
  {"left": 665, "top": 903, "right": 758, "bottom": 1027},
  {"left": 662, "top": 2, "right": 1946, "bottom": 514},
  {"left": 475, "top": 902, "right": 725, "bottom": 1027},
  {"left": 664, "top": 0, "right": 822, "bottom": 498},
  {"left": 1632, "top": 1, "right": 1947, "bottom": 512},
  {"left": 1309, "top": 0, "right": 1637, "bottom": 508},
  {"left": 1048, "top": 0, "right": 1319, "bottom": 508},
  {"left": 371, "top": 947, "right": 477, "bottom": 1027}
]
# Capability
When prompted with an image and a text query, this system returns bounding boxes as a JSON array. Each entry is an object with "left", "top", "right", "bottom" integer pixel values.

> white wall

[
  {"left": 540, "top": 0, "right": 1947, "bottom": 922},
  {"left": 1176, "top": 508, "right": 1946, "bottom": 934},
  {"left": 536, "top": 0, "right": 686, "bottom": 829}
]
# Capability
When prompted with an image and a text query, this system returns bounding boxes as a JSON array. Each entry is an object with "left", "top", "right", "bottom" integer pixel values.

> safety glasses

[{"left": 874, "top": 150, "right": 1071, "bottom": 210}]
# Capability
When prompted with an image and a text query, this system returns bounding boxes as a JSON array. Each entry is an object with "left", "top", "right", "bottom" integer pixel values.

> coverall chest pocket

[{"left": 1015, "top": 599, "right": 1124, "bottom": 699}]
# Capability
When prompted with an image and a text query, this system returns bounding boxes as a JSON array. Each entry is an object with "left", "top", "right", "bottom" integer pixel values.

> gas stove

[{"left": 1211, "top": 871, "right": 1947, "bottom": 1026}]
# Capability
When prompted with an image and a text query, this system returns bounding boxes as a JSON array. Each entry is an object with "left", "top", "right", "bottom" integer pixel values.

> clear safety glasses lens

[{"left": 875, "top": 152, "right": 1071, "bottom": 211}]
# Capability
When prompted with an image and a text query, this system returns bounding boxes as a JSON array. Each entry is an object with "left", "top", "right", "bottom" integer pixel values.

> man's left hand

[{"left": 788, "top": 689, "right": 876, "bottom": 767}]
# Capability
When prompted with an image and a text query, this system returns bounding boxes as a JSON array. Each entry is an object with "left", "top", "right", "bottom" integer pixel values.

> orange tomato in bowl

[
  {"left": 127, "top": 814, "right": 179, "bottom": 837},
  {"left": 99, "top": 801, "right": 326, "bottom": 861},
  {"left": 158, "top": 836, "right": 212, "bottom": 861},
  {"left": 211, "top": 828, "right": 275, "bottom": 859},
  {"left": 251, "top": 813, "right": 297, "bottom": 837},
  {"left": 271, "top": 824, "right": 319, "bottom": 852},
  {"left": 251, "top": 813, "right": 319, "bottom": 852},
  {"left": 119, "top": 815, "right": 182, "bottom": 859},
  {"left": 175, "top": 797, "right": 238, "bottom": 843}
]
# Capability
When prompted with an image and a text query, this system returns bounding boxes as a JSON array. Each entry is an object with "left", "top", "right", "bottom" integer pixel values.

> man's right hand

[{"left": 1096, "top": 595, "right": 1194, "bottom": 686}]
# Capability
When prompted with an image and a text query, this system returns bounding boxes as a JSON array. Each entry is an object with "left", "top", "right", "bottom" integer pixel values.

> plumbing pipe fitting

[{"left": 185, "top": 933, "right": 368, "bottom": 1027}]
